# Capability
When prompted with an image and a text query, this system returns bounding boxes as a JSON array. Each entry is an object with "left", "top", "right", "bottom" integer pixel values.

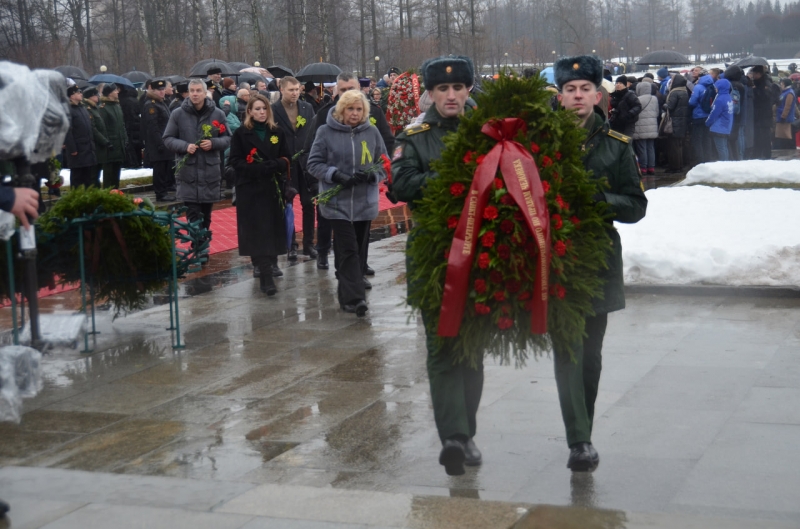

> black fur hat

[
  {"left": 421, "top": 55, "right": 474, "bottom": 90},
  {"left": 554, "top": 55, "right": 603, "bottom": 89}
]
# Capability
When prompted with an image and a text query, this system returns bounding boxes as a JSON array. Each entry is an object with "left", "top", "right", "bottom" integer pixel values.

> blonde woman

[{"left": 306, "top": 90, "right": 387, "bottom": 316}]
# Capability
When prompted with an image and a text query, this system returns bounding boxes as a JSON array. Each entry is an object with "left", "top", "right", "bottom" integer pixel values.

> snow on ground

[
  {"left": 618, "top": 186, "right": 800, "bottom": 287},
  {"left": 678, "top": 159, "right": 800, "bottom": 187},
  {"left": 59, "top": 168, "right": 152, "bottom": 187}
]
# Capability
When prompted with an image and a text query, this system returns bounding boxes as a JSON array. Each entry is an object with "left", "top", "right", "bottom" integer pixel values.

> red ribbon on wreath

[{"left": 438, "top": 118, "right": 551, "bottom": 337}]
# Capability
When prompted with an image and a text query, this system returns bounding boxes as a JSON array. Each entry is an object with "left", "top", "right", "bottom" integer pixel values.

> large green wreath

[{"left": 406, "top": 74, "right": 612, "bottom": 367}]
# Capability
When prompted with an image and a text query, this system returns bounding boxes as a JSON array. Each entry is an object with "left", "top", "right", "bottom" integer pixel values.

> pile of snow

[
  {"left": 618, "top": 186, "right": 800, "bottom": 287},
  {"left": 678, "top": 159, "right": 800, "bottom": 187},
  {"left": 59, "top": 168, "right": 152, "bottom": 187}
]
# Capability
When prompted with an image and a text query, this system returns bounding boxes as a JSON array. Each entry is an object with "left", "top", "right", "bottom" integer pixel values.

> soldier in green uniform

[
  {"left": 141, "top": 79, "right": 177, "bottom": 202},
  {"left": 83, "top": 86, "right": 107, "bottom": 188},
  {"left": 554, "top": 55, "right": 647, "bottom": 471},
  {"left": 392, "top": 55, "right": 483, "bottom": 477}
]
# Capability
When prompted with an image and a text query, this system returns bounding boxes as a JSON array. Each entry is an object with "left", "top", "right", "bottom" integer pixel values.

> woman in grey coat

[
  {"left": 307, "top": 90, "right": 387, "bottom": 317},
  {"left": 164, "top": 78, "right": 230, "bottom": 232},
  {"left": 632, "top": 81, "right": 659, "bottom": 174}
]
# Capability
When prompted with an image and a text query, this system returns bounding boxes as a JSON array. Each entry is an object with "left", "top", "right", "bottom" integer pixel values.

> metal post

[
  {"left": 87, "top": 277, "right": 99, "bottom": 335},
  {"left": 78, "top": 227, "right": 91, "bottom": 353},
  {"left": 6, "top": 239, "right": 18, "bottom": 345},
  {"left": 169, "top": 215, "right": 184, "bottom": 349}
]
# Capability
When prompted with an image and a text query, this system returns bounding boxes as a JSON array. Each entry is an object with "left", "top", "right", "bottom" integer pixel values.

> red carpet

[{"left": 6, "top": 190, "right": 404, "bottom": 305}]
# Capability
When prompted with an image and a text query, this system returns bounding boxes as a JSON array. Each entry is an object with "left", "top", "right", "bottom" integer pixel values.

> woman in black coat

[
  {"left": 228, "top": 94, "right": 291, "bottom": 295},
  {"left": 665, "top": 74, "right": 690, "bottom": 172}
]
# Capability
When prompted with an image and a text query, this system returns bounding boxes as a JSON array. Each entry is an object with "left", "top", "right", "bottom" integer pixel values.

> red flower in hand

[
  {"left": 497, "top": 244, "right": 511, "bottom": 260},
  {"left": 246, "top": 155, "right": 253, "bottom": 163},
  {"left": 218, "top": 124, "right": 226, "bottom": 133},
  {"left": 494, "top": 178, "right": 504, "bottom": 190},
  {"left": 478, "top": 252, "right": 490, "bottom": 269},
  {"left": 463, "top": 151, "right": 475, "bottom": 164},
  {"left": 474, "top": 279, "right": 487, "bottom": 294},
  {"left": 500, "top": 194, "right": 515, "bottom": 205},
  {"left": 494, "top": 291, "right": 506, "bottom": 302},
  {"left": 481, "top": 231, "right": 496, "bottom": 247},
  {"left": 541, "top": 155, "right": 553, "bottom": 167},
  {"left": 450, "top": 182, "right": 465, "bottom": 196},
  {"left": 497, "top": 317, "right": 514, "bottom": 330},
  {"left": 475, "top": 302, "right": 491, "bottom": 315},
  {"left": 570, "top": 216, "right": 581, "bottom": 228},
  {"left": 490, "top": 270, "right": 504, "bottom": 284},
  {"left": 212, "top": 120, "right": 220, "bottom": 127},
  {"left": 542, "top": 181, "right": 550, "bottom": 193},
  {"left": 500, "top": 220, "right": 515, "bottom": 234},
  {"left": 530, "top": 142, "right": 540, "bottom": 154},
  {"left": 447, "top": 216, "right": 459, "bottom": 229},
  {"left": 483, "top": 206, "right": 498, "bottom": 221},
  {"left": 250, "top": 148, "right": 258, "bottom": 155},
  {"left": 551, "top": 213, "right": 563, "bottom": 230},
  {"left": 554, "top": 240, "right": 567, "bottom": 257}
]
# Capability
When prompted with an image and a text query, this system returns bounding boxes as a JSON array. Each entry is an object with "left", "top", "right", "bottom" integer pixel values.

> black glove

[
  {"left": 275, "top": 158, "right": 289, "bottom": 173},
  {"left": 353, "top": 171, "right": 369, "bottom": 185},
  {"left": 332, "top": 170, "right": 355, "bottom": 189},
  {"left": 284, "top": 185, "right": 298, "bottom": 202},
  {"left": 157, "top": 144, "right": 165, "bottom": 153},
  {"left": 106, "top": 142, "right": 114, "bottom": 150}
]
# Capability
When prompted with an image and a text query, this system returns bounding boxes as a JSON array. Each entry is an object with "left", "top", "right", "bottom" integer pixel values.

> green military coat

[
  {"left": 98, "top": 98, "right": 127, "bottom": 164},
  {"left": 582, "top": 111, "right": 647, "bottom": 314},
  {"left": 84, "top": 100, "right": 110, "bottom": 165}
]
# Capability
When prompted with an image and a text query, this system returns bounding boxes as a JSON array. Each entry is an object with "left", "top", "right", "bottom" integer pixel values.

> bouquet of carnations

[{"left": 174, "top": 120, "right": 227, "bottom": 174}]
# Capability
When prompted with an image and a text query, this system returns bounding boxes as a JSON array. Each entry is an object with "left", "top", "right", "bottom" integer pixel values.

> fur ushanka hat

[{"left": 554, "top": 55, "right": 603, "bottom": 89}]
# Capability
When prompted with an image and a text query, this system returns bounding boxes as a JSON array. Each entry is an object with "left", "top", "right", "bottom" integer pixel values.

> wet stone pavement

[{"left": 1, "top": 235, "right": 800, "bottom": 528}]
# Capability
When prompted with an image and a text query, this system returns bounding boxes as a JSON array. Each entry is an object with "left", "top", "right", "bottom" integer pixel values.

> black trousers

[
  {"left": 667, "top": 137, "right": 684, "bottom": 170},
  {"left": 316, "top": 206, "right": 332, "bottom": 254},
  {"left": 753, "top": 126, "right": 773, "bottom": 159},
  {"left": 152, "top": 160, "right": 176, "bottom": 198},
  {"left": 102, "top": 161, "right": 122, "bottom": 189},
  {"left": 330, "top": 219, "right": 369, "bottom": 306},
  {"left": 185, "top": 202, "right": 213, "bottom": 231},
  {"left": 70, "top": 166, "right": 94, "bottom": 188}
]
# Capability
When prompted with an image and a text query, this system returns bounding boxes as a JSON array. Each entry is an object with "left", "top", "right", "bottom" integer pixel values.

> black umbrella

[
  {"left": 637, "top": 50, "right": 690, "bottom": 66},
  {"left": 55, "top": 65, "right": 89, "bottom": 80},
  {"left": 267, "top": 65, "right": 294, "bottom": 78},
  {"left": 237, "top": 72, "right": 268, "bottom": 87},
  {"left": 734, "top": 55, "right": 769, "bottom": 68},
  {"left": 122, "top": 70, "right": 152, "bottom": 83},
  {"left": 161, "top": 75, "right": 187, "bottom": 85},
  {"left": 228, "top": 62, "right": 252, "bottom": 72},
  {"left": 188, "top": 59, "right": 238, "bottom": 77},
  {"left": 295, "top": 62, "right": 342, "bottom": 83}
]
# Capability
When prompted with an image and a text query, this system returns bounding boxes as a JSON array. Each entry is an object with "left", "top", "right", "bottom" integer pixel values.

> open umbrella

[
  {"left": 237, "top": 72, "right": 268, "bottom": 87},
  {"left": 295, "top": 62, "right": 342, "bottom": 83},
  {"left": 161, "top": 75, "right": 187, "bottom": 85},
  {"left": 55, "top": 65, "right": 89, "bottom": 80},
  {"left": 637, "top": 50, "right": 690, "bottom": 66},
  {"left": 540, "top": 66, "right": 555, "bottom": 84},
  {"left": 188, "top": 59, "right": 238, "bottom": 77},
  {"left": 88, "top": 74, "right": 136, "bottom": 89},
  {"left": 122, "top": 70, "right": 152, "bottom": 83},
  {"left": 267, "top": 65, "right": 294, "bottom": 78},
  {"left": 228, "top": 62, "right": 252, "bottom": 72},
  {"left": 734, "top": 55, "right": 769, "bottom": 68}
]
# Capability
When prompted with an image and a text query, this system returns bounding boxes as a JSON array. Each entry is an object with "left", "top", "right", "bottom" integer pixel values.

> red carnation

[
  {"left": 450, "top": 182, "right": 465, "bottom": 196},
  {"left": 497, "top": 317, "right": 514, "bottom": 330},
  {"left": 481, "top": 231, "right": 496, "bottom": 247},
  {"left": 218, "top": 124, "right": 226, "bottom": 133},
  {"left": 475, "top": 303, "right": 491, "bottom": 315},
  {"left": 541, "top": 156, "right": 553, "bottom": 167},
  {"left": 542, "top": 181, "right": 550, "bottom": 193},
  {"left": 518, "top": 291, "right": 532, "bottom": 301},
  {"left": 500, "top": 194, "right": 515, "bottom": 205},
  {"left": 212, "top": 120, "right": 220, "bottom": 127},
  {"left": 490, "top": 270, "right": 504, "bottom": 284},
  {"left": 570, "top": 216, "right": 581, "bottom": 228},
  {"left": 447, "top": 216, "right": 459, "bottom": 229},
  {"left": 555, "top": 195, "right": 569, "bottom": 211},
  {"left": 552, "top": 171, "right": 559, "bottom": 180},
  {"left": 506, "top": 279, "right": 521, "bottom": 293},
  {"left": 554, "top": 240, "right": 567, "bottom": 256},
  {"left": 551, "top": 213, "right": 563, "bottom": 230},
  {"left": 476, "top": 154, "right": 486, "bottom": 165},
  {"left": 483, "top": 206, "right": 498, "bottom": 221},
  {"left": 250, "top": 147, "right": 258, "bottom": 155},
  {"left": 478, "top": 252, "right": 490, "bottom": 269},
  {"left": 497, "top": 244, "right": 511, "bottom": 260},
  {"left": 551, "top": 284, "right": 566, "bottom": 299},
  {"left": 555, "top": 151, "right": 562, "bottom": 160},
  {"left": 463, "top": 151, "right": 475, "bottom": 164},
  {"left": 500, "top": 220, "right": 515, "bottom": 234},
  {"left": 494, "top": 291, "right": 506, "bottom": 302},
  {"left": 474, "top": 279, "right": 487, "bottom": 294},
  {"left": 530, "top": 142, "right": 540, "bottom": 154},
  {"left": 494, "top": 178, "right": 504, "bottom": 190},
  {"left": 246, "top": 155, "right": 254, "bottom": 163}
]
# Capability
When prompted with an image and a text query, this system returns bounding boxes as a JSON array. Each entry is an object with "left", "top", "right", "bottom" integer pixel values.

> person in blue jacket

[
  {"left": 706, "top": 78, "right": 734, "bottom": 161},
  {"left": 688, "top": 73, "right": 715, "bottom": 164}
]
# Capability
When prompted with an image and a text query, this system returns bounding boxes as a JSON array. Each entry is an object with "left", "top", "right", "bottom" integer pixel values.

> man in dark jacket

[
  {"left": 170, "top": 82, "right": 189, "bottom": 113},
  {"left": 163, "top": 79, "right": 230, "bottom": 233},
  {"left": 555, "top": 55, "right": 647, "bottom": 472},
  {"left": 273, "top": 76, "right": 317, "bottom": 262},
  {"left": 665, "top": 74, "right": 690, "bottom": 172},
  {"left": 207, "top": 66, "right": 223, "bottom": 107},
  {"left": 303, "top": 72, "right": 394, "bottom": 272},
  {"left": 98, "top": 83, "right": 127, "bottom": 188},
  {"left": 64, "top": 84, "right": 97, "bottom": 188},
  {"left": 141, "top": 79, "right": 176, "bottom": 202},
  {"left": 392, "top": 55, "right": 483, "bottom": 477},
  {"left": 609, "top": 75, "right": 642, "bottom": 137},
  {"left": 120, "top": 85, "right": 143, "bottom": 168},
  {"left": 751, "top": 65, "right": 776, "bottom": 159},
  {"left": 83, "top": 86, "right": 106, "bottom": 187}
]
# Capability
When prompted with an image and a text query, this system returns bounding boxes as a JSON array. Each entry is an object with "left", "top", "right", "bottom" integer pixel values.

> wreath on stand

[
  {"left": 406, "top": 74, "right": 613, "bottom": 367},
  {"left": 385, "top": 72, "right": 421, "bottom": 134}
]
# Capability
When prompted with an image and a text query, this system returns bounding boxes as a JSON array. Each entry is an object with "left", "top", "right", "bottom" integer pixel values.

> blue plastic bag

[{"left": 285, "top": 203, "right": 294, "bottom": 249}]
